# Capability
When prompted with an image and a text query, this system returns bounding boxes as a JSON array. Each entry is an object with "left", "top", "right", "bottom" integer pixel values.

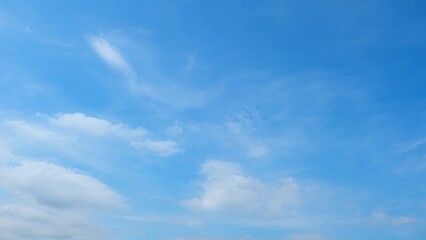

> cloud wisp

[{"left": 88, "top": 35, "right": 137, "bottom": 90}]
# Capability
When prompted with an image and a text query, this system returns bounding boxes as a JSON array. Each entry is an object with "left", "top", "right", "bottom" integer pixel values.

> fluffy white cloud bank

[
  {"left": 184, "top": 160, "right": 300, "bottom": 214},
  {"left": 0, "top": 153, "right": 125, "bottom": 239}
]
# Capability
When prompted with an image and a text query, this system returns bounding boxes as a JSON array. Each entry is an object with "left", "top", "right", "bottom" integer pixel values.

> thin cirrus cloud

[{"left": 183, "top": 160, "right": 300, "bottom": 214}]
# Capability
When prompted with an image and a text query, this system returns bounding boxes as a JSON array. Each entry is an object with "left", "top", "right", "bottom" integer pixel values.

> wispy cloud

[
  {"left": 394, "top": 138, "right": 426, "bottom": 153},
  {"left": 88, "top": 34, "right": 208, "bottom": 109},
  {"left": 226, "top": 111, "right": 269, "bottom": 158},
  {"left": 89, "top": 35, "right": 138, "bottom": 93},
  {"left": 286, "top": 233, "right": 329, "bottom": 240},
  {"left": 166, "top": 122, "right": 183, "bottom": 136},
  {"left": 124, "top": 214, "right": 203, "bottom": 227},
  {"left": 391, "top": 216, "right": 416, "bottom": 226},
  {"left": 132, "top": 139, "right": 183, "bottom": 156},
  {"left": 371, "top": 209, "right": 416, "bottom": 226}
]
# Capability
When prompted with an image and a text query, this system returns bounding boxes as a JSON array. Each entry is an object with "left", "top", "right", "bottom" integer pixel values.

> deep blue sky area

[{"left": 0, "top": 1, "right": 425, "bottom": 240}]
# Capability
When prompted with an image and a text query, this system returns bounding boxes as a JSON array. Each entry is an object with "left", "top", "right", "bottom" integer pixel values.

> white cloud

[
  {"left": 50, "top": 112, "right": 147, "bottom": 139},
  {"left": 4, "top": 120, "right": 69, "bottom": 142},
  {"left": 0, "top": 112, "right": 180, "bottom": 238},
  {"left": 0, "top": 151, "right": 125, "bottom": 240},
  {"left": 183, "top": 160, "right": 299, "bottom": 214},
  {"left": 0, "top": 145, "right": 20, "bottom": 163},
  {"left": 0, "top": 113, "right": 181, "bottom": 157},
  {"left": 0, "top": 204, "right": 102, "bottom": 240},
  {"left": 132, "top": 139, "right": 183, "bottom": 156},
  {"left": 0, "top": 161, "right": 126, "bottom": 210},
  {"left": 0, "top": 110, "right": 181, "bottom": 238},
  {"left": 246, "top": 144, "right": 269, "bottom": 158}
]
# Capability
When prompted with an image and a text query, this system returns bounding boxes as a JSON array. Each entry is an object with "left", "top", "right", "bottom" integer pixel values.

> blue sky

[{"left": 0, "top": 1, "right": 425, "bottom": 239}]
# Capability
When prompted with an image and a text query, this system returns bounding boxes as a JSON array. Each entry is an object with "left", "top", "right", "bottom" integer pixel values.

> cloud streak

[{"left": 1, "top": 112, "right": 181, "bottom": 157}]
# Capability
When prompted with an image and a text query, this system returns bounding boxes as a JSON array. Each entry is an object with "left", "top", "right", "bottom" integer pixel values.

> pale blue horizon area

[{"left": 0, "top": 1, "right": 425, "bottom": 240}]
